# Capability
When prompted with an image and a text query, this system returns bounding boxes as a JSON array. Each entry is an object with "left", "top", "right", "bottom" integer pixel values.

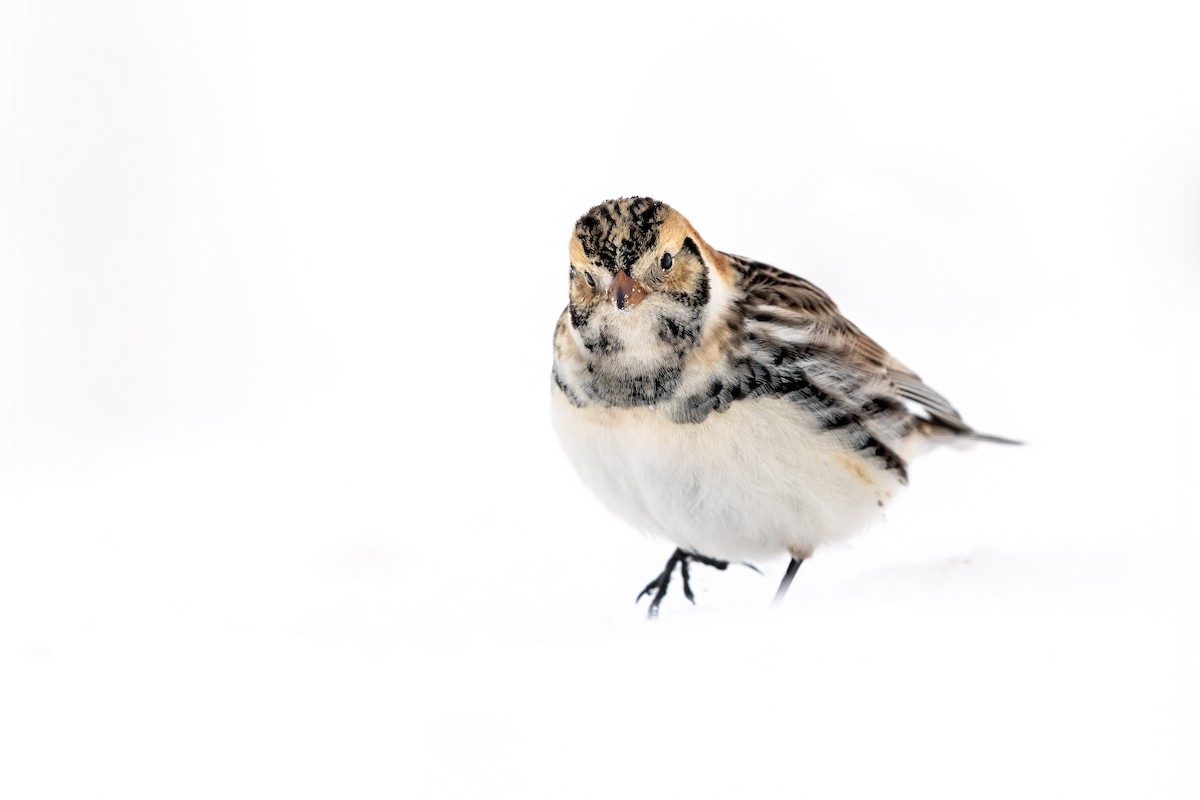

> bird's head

[{"left": 561, "top": 197, "right": 734, "bottom": 406}]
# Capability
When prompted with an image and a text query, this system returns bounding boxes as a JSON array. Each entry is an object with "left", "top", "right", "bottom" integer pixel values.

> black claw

[
  {"left": 648, "top": 578, "right": 670, "bottom": 618},
  {"left": 636, "top": 550, "right": 679, "bottom": 607},
  {"left": 635, "top": 548, "right": 730, "bottom": 618}
]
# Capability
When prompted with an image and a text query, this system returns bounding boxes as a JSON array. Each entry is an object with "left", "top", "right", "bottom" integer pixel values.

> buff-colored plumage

[{"left": 551, "top": 197, "right": 1012, "bottom": 616}]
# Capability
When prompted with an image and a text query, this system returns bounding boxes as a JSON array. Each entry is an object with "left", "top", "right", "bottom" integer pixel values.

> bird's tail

[
  {"left": 959, "top": 431, "right": 1024, "bottom": 446},
  {"left": 918, "top": 417, "right": 1024, "bottom": 446}
]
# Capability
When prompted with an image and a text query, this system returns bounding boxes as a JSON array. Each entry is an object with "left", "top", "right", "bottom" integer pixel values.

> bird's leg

[
  {"left": 637, "top": 549, "right": 730, "bottom": 618},
  {"left": 772, "top": 557, "right": 805, "bottom": 606}
]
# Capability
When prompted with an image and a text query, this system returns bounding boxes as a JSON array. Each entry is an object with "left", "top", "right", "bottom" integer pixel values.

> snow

[{"left": 2, "top": 2, "right": 1197, "bottom": 798}]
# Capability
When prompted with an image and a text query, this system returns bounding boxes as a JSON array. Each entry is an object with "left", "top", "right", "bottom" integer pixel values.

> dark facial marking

[
  {"left": 576, "top": 212, "right": 619, "bottom": 272},
  {"left": 666, "top": 270, "right": 710, "bottom": 309},
  {"left": 568, "top": 303, "right": 591, "bottom": 330},
  {"left": 573, "top": 197, "right": 666, "bottom": 275},
  {"left": 575, "top": 214, "right": 603, "bottom": 260},
  {"left": 621, "top": 198, "right": 665, "bottom": 269}
]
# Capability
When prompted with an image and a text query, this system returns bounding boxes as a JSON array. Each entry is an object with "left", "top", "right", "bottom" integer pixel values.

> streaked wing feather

[
  {"left": 884, "top": 357, "right": 968, "bottom": 430},
  {"left": 730, "top": 254, "right": 972, "bottom": 436}
]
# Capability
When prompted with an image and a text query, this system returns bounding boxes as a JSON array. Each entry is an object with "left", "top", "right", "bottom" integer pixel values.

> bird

[{"left": 550, "top": 197, "right": 1015, "bottom": 618}]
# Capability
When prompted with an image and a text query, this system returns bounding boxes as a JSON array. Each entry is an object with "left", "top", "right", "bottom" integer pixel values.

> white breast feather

[{"left": 551, "top": 389, "right": 902, "bottom": 563}]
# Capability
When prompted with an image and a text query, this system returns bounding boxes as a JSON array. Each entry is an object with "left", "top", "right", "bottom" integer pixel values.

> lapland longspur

[{"left": 551, "top": 197, "right": 1014, "bottom": 618}]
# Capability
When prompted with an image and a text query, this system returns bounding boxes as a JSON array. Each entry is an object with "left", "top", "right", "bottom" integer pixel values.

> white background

[{"left": 2, "top": 1, "right": 1197, "bottom": 797}]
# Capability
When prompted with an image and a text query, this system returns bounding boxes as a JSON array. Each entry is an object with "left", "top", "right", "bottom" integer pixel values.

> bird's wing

[{"left": 726, "top": 254, "right": 973, "bottom": 438}]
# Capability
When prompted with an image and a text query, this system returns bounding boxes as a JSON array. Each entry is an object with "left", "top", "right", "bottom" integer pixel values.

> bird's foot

[{"left": 636, "top": 549, "right": 730, "bottom": 619}]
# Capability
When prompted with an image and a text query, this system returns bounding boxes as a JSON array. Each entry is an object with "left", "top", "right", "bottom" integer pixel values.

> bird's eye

[
  {"left": 584, "top": 272, "right": 596, "bottom": 288},
  {"left": 661, "top": 252, "right": 673, "bottom": 272}
]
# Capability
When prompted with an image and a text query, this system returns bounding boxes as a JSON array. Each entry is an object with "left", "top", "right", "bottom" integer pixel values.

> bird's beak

[{"left": 608, "top": 269, "right": 647, "bottom": 311}]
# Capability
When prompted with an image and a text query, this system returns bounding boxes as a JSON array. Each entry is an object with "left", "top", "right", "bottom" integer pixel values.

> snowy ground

[{"left": 2, "top": 2, "right": 1197, "bottom": 798}]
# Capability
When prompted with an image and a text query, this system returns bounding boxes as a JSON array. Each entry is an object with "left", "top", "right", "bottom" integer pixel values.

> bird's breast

[{"left": 550, "top": 388, "right": 901, "bottom": 561}]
